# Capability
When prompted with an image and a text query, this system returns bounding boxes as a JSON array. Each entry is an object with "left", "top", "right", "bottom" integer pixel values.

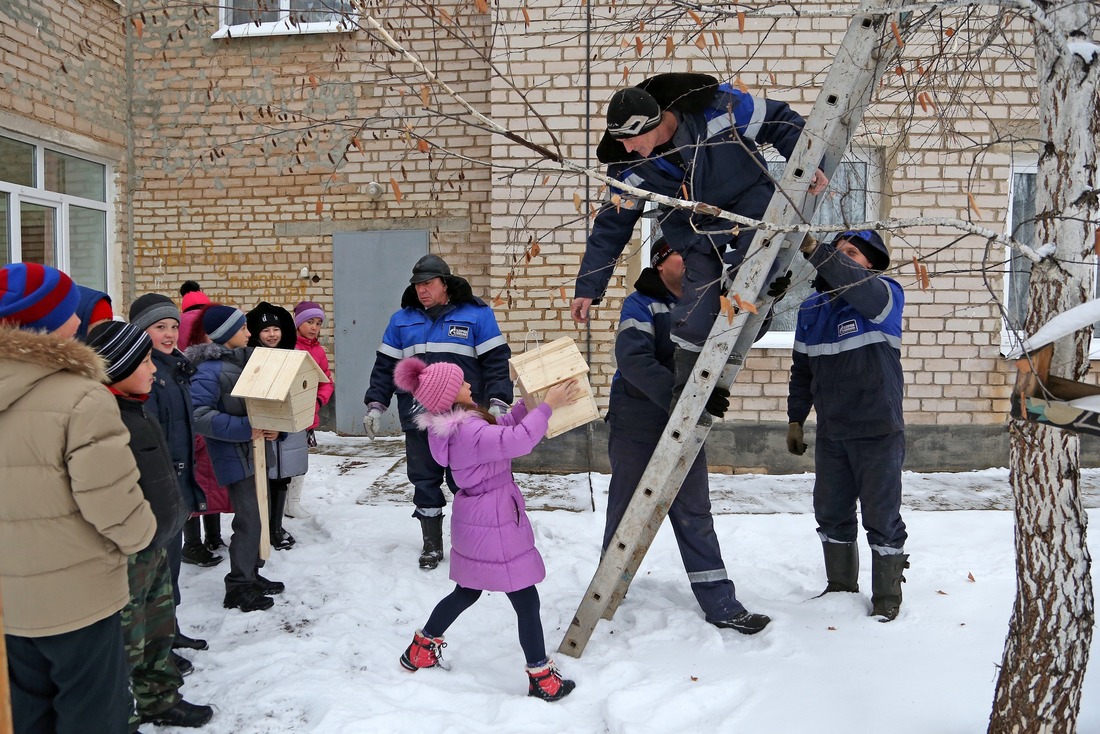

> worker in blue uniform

[
  {"left": 364, "top": 255, "right": 513, "bottom": 570},
  {"left": 604, "top": 238, "right": 771, "bottom": 635},
  {"left": 786, "top": 230, "right": 909, "bottom": 621}
]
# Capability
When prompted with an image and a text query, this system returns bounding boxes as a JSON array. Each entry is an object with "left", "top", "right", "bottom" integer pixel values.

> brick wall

[
  {"left": 2, "top": 0, "right": 1071, "bottom": 439},
  {"left": 127, "top": 0, "right": 495, "bottom": 342},
  {"left": 1, "top": 0, "right": 129, "bottom": 285},
  {"left": 489, "top": 0, "right": 1045, "bottom": 427}
]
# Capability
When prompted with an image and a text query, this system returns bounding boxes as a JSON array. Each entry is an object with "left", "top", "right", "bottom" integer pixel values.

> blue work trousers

[
  {"left": 813, "top": 431, "right": 908, "bottom": 551},
  {"left": 405, "top": 429, "right": 459, "bottom": 512}
]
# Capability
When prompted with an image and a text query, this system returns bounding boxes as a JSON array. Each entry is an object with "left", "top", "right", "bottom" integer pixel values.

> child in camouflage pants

[{"left": 88, "top": 322, "right": 213, "bottom": 729}]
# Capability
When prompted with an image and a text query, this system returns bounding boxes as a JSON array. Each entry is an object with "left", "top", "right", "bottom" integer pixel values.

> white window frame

[
  {"left": 1001, "top": 161, "right": 1100, "bottom": 358},
  {"left": 0, "top": 130, "right": 115, "bottom": 295},
  {"left": 753, "top": 147, "right": 882, "bottom": 350},
  {"left": 631, "top": 149, "right": 881, "bottom": 349},
  {"left": 213, "top": 0, "right": 357, "bottom": 39}
]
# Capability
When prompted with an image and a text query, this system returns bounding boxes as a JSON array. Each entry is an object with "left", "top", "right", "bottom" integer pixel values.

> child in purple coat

[{"left": 393, "top": 356, "right": 581, "bottom": 702}]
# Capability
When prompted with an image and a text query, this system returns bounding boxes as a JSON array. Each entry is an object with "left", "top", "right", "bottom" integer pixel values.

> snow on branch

[
  {"left": 1006, "top": 298, "right": 1100, "bottom": 359},
  {"left": 671, "top": 0, "right": 1068, "bottom": 53}
]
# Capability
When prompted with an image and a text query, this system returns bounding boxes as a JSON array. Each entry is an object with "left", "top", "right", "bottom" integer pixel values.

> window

[
  {"left": 632, "top": 151, "right": 880, "bottom": 348},
  {"left": 0, "top": 132, "right": 111, "bottom": 292},
  {"left": 213, "top": 0, "right": 356, "bottom": 39},
  {"left": 1003, "top": 165, "right": 1100, "bottom": 357},
  {"left": 752, "top": 151, "right": 880, "bottom": 349}
]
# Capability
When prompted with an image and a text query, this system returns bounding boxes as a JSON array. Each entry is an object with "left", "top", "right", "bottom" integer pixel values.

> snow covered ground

[{"left": 163, "top": 433, "right": 1100, "bottom": 733}]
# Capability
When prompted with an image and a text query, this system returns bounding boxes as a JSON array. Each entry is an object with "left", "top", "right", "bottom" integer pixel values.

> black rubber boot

[
  {"left": 818, "top": 541, "right": 860, "bottom": 595},
  {"left": 269, "top": 486, "right": 295, "bottom": 550},
  {"left": 870, "top": 551, "right": 910, "bottom": 622},
  {"left": 418, "top": 514, "right": 445, "bottom": 570}
]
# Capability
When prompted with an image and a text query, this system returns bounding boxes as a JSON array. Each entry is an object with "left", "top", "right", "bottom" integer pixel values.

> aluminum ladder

[{"left": 559, "top": 3, "right": 911, "bottom": 658}]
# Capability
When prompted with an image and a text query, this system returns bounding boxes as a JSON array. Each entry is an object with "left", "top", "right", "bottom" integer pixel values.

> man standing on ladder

[
  {"left": 363, "top": 255, "right": 513, "bottom": 570},
  {"left": 570, "top": 73, "right": 828, "bottom": 394},
  {"left": 604, "top": 238, "right": 771, "bottom": 634}
]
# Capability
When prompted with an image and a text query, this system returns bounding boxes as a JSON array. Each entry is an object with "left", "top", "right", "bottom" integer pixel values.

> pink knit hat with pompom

[{"left": 393, "top": 357, "right": 465, "bottom": 414}]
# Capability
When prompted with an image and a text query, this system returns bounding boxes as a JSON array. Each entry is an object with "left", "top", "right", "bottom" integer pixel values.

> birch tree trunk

[{"left": 989, "top": 3, "right": 1100, "bottom": 732}]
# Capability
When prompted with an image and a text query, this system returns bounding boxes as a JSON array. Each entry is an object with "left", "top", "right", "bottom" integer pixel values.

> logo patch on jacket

[
  {"left": 448, "top": 325, "right": 470, "bottom": 340},
  {"left": 838, "top": 319, "right": 858, "bottom": 337}
]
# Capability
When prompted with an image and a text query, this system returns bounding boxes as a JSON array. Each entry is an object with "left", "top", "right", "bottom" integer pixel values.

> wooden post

[
  {"left": 1, "top": 582, "right": 13, "bottom": 733},
  {"left": 253, "top": 437, "right": 271, "bottom": 561}
]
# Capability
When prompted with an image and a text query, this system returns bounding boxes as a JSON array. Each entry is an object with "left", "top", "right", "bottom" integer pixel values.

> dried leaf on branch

[
  {"left": 966, "top": 191, "right": 983, "bottom": 218},
  {"left": 733, "top": 294, "right": 758, "bottom": 314},
  {"left": 720, "top": 295, "right": 736, "bottom": 324}
]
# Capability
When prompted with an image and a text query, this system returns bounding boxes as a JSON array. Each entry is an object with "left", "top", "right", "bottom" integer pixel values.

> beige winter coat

[{"left": 0, "top": 325, "right": 156, "bottom": 637}]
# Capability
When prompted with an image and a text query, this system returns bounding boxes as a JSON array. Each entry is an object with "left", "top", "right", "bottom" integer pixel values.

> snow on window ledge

[{"left": 212, "top": 17, "right": 356, "bottom": 40}]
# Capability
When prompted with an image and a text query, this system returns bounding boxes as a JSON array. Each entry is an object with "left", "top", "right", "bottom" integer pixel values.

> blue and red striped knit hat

[{"left": 0, "top": 263, "right": 80, "bottom": 332}]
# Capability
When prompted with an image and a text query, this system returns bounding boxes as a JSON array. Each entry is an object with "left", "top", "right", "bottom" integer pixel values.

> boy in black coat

[
  {"left": 130, "top": 292, "right": 215, "bottom": 664},
  {"left": 87, "top": 321, "right": 213, "bottom": 730}
]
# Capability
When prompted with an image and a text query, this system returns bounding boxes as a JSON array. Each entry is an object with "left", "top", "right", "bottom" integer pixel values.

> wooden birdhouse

[
  {"left": 1007, "top": 299, "right": 1100, "bottom": 437},
  {"left": 1011, "top": 343, "right": 1100, "bottom": 437},
  {"left": 231, "top": 347, "right": 330, "bottom": 433},
  {"left": 509, "top": 336, "right": 600, "bottom": 439},
  {"left": 230, "top": 347, "right": 329, "bottom": 560}
]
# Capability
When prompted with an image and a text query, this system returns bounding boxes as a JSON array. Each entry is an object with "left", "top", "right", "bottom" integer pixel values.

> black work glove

[
  {"left": 766, "top": 270, "right": 793, "bottom": 300},
  {"left": 786, "top": 422, "right": 807, "bottom": 455},
  {"left": 704, "top": 387, "right": 731, "bottom": 418}
]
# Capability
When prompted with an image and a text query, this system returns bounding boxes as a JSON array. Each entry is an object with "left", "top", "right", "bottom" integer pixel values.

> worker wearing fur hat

[
  {"left": 571, "top": 72, "right": 828, "bottom": 402},
  {"left": 787, "top": 230, "right": 909, "bottom": 622}
]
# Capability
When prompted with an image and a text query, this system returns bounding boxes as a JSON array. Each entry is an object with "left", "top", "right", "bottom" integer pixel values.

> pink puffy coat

[
  {"left": 417, "top": 401, "right": 551, "bottom": 592},
  {"left": 295, "top": 334, "right": 333, "bottom": 430}
]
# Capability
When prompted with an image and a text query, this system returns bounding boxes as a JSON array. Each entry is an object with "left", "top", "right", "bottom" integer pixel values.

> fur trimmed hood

[
  {"left": 415, "top": 407, "right": 481, "bottom": 438},
  {"left": 183, "top": 341, "right": 230, "bottom": 367},
  {"left": 0, "top": 325, "right": 108, "bottom": 411},
  {"left": 399, "top": 273, "right": 483, "bottom": 311}
]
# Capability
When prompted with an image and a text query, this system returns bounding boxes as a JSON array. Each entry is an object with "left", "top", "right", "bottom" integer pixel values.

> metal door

[{"left": 333, "top": 230, "right": 427, "bottom": 434}]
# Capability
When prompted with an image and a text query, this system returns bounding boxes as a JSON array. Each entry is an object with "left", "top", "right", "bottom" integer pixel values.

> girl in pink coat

[{"left": 394, "top": 356, "right": 580, "bottom": 702}]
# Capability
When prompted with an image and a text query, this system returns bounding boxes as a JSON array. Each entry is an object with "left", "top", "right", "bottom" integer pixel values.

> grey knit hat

[{"left": 128, "top": 293, "right": 180, "bottom": 332}]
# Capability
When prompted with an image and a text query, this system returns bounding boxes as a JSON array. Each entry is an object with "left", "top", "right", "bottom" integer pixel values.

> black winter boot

[
  {"left": 712, "top": 610, "right": 771, "bottom": 635},
  {"left": 141, "top": 699, "right": 213, "bottom": 727},
  {"left": 203, "top": 513, "right": 224, "bottom": 551},
  {"left": 818, "top": 541, "right": 860, "bottom": 595},
  {"left": 269, "top": 485, "right": 296, "bottom": 550},
  {"left": 181, "top": 541, "right": 221, "bottom": 567},
  {"left": 418, "top": 514, "right": 445, "bottom": 570},
  {"left": 870, "top": 551, "right": 910, "bottom": 622},
  {"left": 173, "top": 622, "right": 208, "bottom": 651},
  {"left": 223, "top": 586, "right": 274, "bottom": 612}
]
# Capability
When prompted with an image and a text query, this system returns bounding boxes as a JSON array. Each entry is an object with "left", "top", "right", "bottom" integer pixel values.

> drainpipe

[{"left": 124, "top": 0, "right": 136, "bottom": 302}]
